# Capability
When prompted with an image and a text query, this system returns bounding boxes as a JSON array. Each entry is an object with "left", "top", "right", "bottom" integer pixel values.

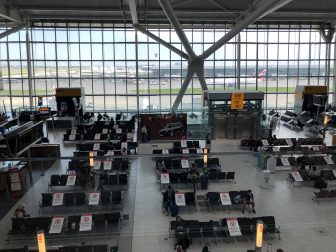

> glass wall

[{"left": 0, "top": 23, "right": 334, "bottom": 113}]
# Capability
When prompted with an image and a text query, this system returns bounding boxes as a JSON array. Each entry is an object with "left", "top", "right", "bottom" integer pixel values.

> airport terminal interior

[{"left": 1, "top": 0, "right": 336, "bottom": 251}]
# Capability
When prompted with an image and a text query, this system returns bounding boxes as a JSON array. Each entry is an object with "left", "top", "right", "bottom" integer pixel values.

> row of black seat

[
  {"left": 74, "top": 149, "right": 136, "bottom": 157},
  {"left": 164, "top": 171, "right": 235, "bottom": 184},
  {"left": 170, "top": 216, "right": 280, "bottom": 241},
  {"left": 276, "top": 156, "right": 333, "bottom": 166},
  {"left": 102, "top": 173, "right": 129, "bottom": 186},
  {"left": 0, "top": 244, "right": 111, "bottom": 252},
  {"left": 157, "top": 158, "right": 220, "bottom": 170},
  {"left": 49, "top": 174, "right": 89, "bottom": 188},
  {"left": 41, "top": 191, "right": 122, "bottom": 207},
  {"left": 10, "top": 212, "right": 121, "bottom": 235},
  {"left": 77, "top": 142, "right": 137, "bottom": 151},
  {"left": 206, "top": 190, "right": 250, "bottom": 206},
  {"left": 173, "top": 141, "right": 200, "bottom": 149}
]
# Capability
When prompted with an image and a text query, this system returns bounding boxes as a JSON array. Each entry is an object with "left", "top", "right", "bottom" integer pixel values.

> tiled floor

[{"left": 0, "top": 125, "right": 336, "bottom": 251}]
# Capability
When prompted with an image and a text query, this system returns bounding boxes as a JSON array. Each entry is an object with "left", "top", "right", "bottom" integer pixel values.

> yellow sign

[
  {"left": 203, "top": 148, "right": 208, "bottom": 164},
  {"left": 231, "top": 93, "right": 244, "bottom": 110},
  {"left": 256, "top": 222, "right": 263, "bottom": 248},
  {"left": 89, "top": 152, "right": 94, "bottom": 167},
  {"left": 37, "top": 232, "right": 46, "bottom": 252}
]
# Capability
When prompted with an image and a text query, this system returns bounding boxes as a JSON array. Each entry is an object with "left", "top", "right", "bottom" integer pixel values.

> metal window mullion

[
  {"left": 308, "top": 25, "right": 312, "bottom": 85},
  {"left": 265, "top": 27, "right": 269, "bottom": 111},
  {"left": 66, "top": 24, "right": 70, "bottom": 87},
  {"left": 113, "top": 23, "right": 117, "bottom": 112},
  {"left": 18, "top": 30, "right": 24, "bottom": 106},
  {"left": 90, "top": 24, "right": 94, "bottom": 111},
  {"left": 286, "top": 28, "right": 290, "bottom": 110},
  {"left": 42, "top": 26, "right": 47, "bottom": 99},
  {"left": 124, "top": 26, "right": 128, "bottom": 112},
  {"left": 158, "top": 28, "right": 161, "bottom": 111},
  {"left": 256, "top": 26, "right": 259, "bottom": 91},
  {"left": 78, "top": 23, "right": 82, "bottom": 87},
  {"left": 297, "top": 26, "right": 301, "bottom": 87},
  {"left": 6, "top": 35, "right": 13, "bottom": 111},
  {"left": 54, "top": 27, "right": 59, "bottom": 88},
  {"left": 101, "top": 24, "right": 106, "bottom": 112}
]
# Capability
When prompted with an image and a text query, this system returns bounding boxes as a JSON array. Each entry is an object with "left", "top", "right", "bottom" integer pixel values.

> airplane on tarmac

[{"left": 205, "top": 69, "right": 267, "bottom": 87}]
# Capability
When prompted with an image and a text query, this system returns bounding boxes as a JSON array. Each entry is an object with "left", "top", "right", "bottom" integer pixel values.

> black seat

[
  {"left": 200, "top": 221, "right": 215, "bottom": 238},
  {"left": 38, "top": 217, "right": 52, "bottom": 231},
  {"left": 211, "top": 158, "right": 220, "bottom": 166},
  {"left": 189, "top": 148, "right": 197, "bottom": 154},
  {"left": 206, "top": 192, "right": 220, "bottom": 206},
  {"left": 93, "top": 213, "right": 106, "bottom": 227},
  {"left": 185, "top": 192, "right": 195, "bottom": 206},
  {"left": 67, "top": 215, "right": 81, "bottom": 232},
  {"left": 153, "top": 149, "right": 162, "bottom": 155},
  {"left": 194, "top": 159, "right": 204, "bottom": 168},
  {"left": 229, "top": 191, "right": 241, "bottom": 205},
  {"left": 217, "top": 172, "right": 226, "bottom": 180},
  {"left": 106, "top": 212, "right": 121, "bottom": 225},
  {"left": 169, "top": 173, "right": 179, "bottom": 184},
  {"left": 107, "top": 174, "right": 118, "bottom": 185},
  {"left": 50, "top": 175, "right": 60, "bottom": 186},
  {"left": 64, "top": 193, "right": 75, "bottom": 206},
  {"left": 193, "top": 141, "right": 200, "bottom": 148},
  {"left": 11, "top": 218, "right": 25, "bottom": 234},
  {"left": 172, "top": 159, "right": 181, "bottom": 169},
  {"left": 118, "top": 173, "right": 128, "bottom": 185},
  {"left": 25, "top": 217, "right": 39, "bottom": 233},
  {"left": 187, "top": 220, "right": 201, "bottom": 239},
  {"left": 226, "top": 172, "right": 235, "bottom": 182},
  {"left": 208, "top": 171, "right": 217, "bottom": 181},
  {"left": 101, "top": 191, "right": 111, "bottom": 204},
  {"left": 78, "top": 245, "right": 93, "bottom": 252},
  {"left": 112, "top": 160, "right": 121, "bottom": 170},
  {"left": 93, "top": 244, "right": 109, "bottom": 252},
  {"left": 187, "top": 141, "right": 194, "bottom": 148},
  {"left": 41, "top": 193, "right": 53, "bottom": 207},
  {"left": 121, "top": 160, "right": 129, "bottom": 170},
  {"left": 112, "top": 191, "right": 122, "bottom": 204},
  {"left": 178, "top": 172, "right": 189, "bottom": 184},
  {"left": 164, "top": 159, "right": 172, "bottom": 169},
  {"left": 237, "top": 217, "right": 253, "bottom": 236},
  {"left": 60, "top": 246, "right": 77, "bottom": 252},
  {"left": 75, "top": 192, "right": 86, "bottom": 205},
  {"left": 59, "top": 175, "right": 68, "bottom": 186},
  {"left": 78, "top": 174, "right": 89, "bottom": 187},
  {"left": 262, "top": 216, "right": 278, "bottom": 235}
]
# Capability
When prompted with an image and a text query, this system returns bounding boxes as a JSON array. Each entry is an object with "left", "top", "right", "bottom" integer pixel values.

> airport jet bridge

[{"left": 203, "top": 90, "right": 264, "bottom": 139}]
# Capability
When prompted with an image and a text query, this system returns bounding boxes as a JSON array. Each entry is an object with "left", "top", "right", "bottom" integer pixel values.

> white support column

[
  {"left": 0, "top": 23, "right": 27, "bottom": 40},
  {"left": 157, "top": 0, "right": 196, "bottom": 59},
  {"left": 236, "top": 33, "right": 241, "bottom": 90},
  {"left": 171, "top": 67, "right": 194, "bottom": 111},
  {"left": 26, "top": 27, "right": 33, "bottom": 108},
  {"left": 134, "top": 24, "right": 189, "bottom": 60}
]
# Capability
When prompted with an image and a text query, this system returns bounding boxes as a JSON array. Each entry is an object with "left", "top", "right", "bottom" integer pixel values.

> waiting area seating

[
  {"left": 0, "top": 244, "right": 111, "bottom": 252},
  {"left": 205, "top": 190, "right": 249, "bottom": 211},
  {"left": 40, "top": 191, "right": 123, "bottom": 207},
  {"left": 312, "top": 190, "right": 336, "bottom": 204},
  {"left": 48, "top": 174, "right": 89, "bottom": 190},
  {"left": 170, "top": 215, "right": 280, "bottom": 244},
  {"left": 9, "top": 212, "right": 122, "bottom": 236}
]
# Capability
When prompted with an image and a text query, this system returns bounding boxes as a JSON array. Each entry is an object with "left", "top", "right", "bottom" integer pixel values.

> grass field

[
  {"left": 0, "top": 89, "right": 47, "bottom": 95},
  {"left": 137, "top": 86, "right": 296, "bottom": 94}
]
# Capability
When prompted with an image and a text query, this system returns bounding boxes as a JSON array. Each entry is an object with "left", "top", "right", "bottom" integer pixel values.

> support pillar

[{"left": 26, "top": 26, "right": 33, "bottom": 108}]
